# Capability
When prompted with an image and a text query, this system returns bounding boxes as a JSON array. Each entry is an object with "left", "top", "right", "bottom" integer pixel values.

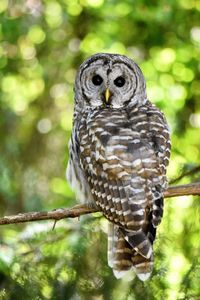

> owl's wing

[
  {"left": 67, "top": 131, "right": 94, "bottom": 204},
  {"left": 145, "top": 102, "right": 171, "bottom": 226},
  {"left": 125, "top": 102, "right": 171, "bottom": 228},
  {"left": 146, "top": 102, "right": 171, "bottom": 181}
]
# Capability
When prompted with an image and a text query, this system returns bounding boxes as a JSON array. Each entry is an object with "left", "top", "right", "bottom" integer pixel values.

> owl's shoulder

[
  {"left": 145, "top": 100, "right": 167, "bottom": 121},
  {"left": 134, "top": 100, "right": 169, "bottom": 128}
]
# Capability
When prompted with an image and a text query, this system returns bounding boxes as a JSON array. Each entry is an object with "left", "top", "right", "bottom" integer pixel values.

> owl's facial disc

[{"left": 80, "top": 58, "right": 139, "bottom": 108}]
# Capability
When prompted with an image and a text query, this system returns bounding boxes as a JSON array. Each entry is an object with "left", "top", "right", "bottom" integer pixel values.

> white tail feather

[{"left": 136, "top": 272, "right": 151, "bottom": 281}]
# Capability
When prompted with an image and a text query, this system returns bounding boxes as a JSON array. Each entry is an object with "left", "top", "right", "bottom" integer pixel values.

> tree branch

[
  {"left": 0, "top": 182, "right": 200, "bottom": 226},
  {"left": 164, "top": 182, "right": 200, "bottom": 198}
]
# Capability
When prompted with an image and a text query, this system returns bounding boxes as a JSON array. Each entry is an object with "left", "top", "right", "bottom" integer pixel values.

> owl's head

[{"left": 75, "top": 53, "right": 147, "bottom": 109}]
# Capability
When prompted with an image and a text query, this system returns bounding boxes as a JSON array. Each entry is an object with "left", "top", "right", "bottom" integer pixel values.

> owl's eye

[
  {"left": 114, "top": 76, "right": 125, "bottom": 87},
  {"left": 92, "top": 75, "right": 103, "bottom": 86}
]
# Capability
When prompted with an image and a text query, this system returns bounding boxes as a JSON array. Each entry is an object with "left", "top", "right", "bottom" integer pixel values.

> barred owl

[{"left": 67, "top": 53, "right": 171, "bottom": 281}]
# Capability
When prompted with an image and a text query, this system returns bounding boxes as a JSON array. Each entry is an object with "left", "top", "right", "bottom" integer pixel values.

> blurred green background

[{"left": 0, "top": 0, "right": 200, "bottom": 299}]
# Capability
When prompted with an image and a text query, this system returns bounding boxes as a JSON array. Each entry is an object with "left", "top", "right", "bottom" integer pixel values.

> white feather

[
  {"left": 113, "top": 270, "right": 129, "bottom": 279},
  {"left": 136, "top": 272, "right": 151, "bottom": 281}
]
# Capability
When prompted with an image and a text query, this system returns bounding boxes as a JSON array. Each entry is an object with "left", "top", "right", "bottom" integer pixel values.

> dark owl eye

[
  {"left": 92, "top": 75, "right": 103, "bottom": 86},
  {"left": 114, "top": 76, "right": 125, "bottom": 87}
]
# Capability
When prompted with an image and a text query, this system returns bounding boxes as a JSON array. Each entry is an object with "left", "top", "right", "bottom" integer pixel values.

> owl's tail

[{"left": 107, "top": 223, "right": 154, "bottom": 281}]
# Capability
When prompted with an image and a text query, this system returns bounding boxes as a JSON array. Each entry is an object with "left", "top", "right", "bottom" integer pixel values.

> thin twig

[
  {"left": 170, "top": 165, "right": 200, "bottom": 184},
  {"left": 0, "top": 183, "right": 199, "bottom": 226}
]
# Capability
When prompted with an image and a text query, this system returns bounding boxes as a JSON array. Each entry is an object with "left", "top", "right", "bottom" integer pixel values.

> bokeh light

[{"left": 0, "top": 1, "right": 200, "bottom": 299}]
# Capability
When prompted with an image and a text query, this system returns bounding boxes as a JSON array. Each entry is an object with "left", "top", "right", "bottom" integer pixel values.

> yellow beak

[{"left": 105, "top": 88, "right": 110, "bottom": 102}]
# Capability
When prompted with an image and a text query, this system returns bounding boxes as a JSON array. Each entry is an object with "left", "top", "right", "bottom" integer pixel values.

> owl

[{"left": 67, "top": 53, "right": 171, "bottom": 281}]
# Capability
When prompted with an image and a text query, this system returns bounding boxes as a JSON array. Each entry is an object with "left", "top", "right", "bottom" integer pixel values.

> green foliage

[{"left": 0, "top": 0, "right": 200, "bottom": 299}]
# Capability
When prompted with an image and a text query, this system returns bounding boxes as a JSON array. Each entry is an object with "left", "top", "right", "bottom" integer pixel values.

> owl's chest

[
  {"left": 78, "top": 109, "right": 156, "bottom": 177},
  {"left": 81, "top": 108, "right": 151, "bottom": 145}
]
